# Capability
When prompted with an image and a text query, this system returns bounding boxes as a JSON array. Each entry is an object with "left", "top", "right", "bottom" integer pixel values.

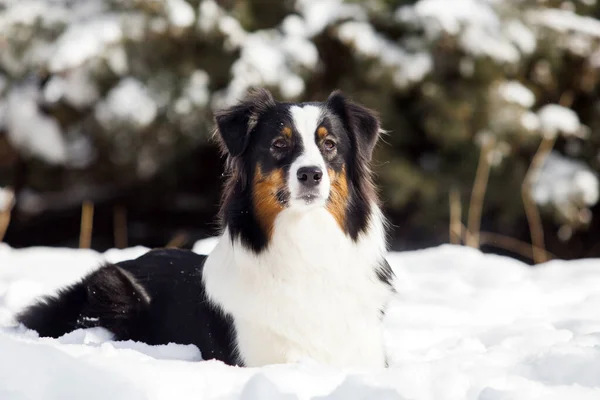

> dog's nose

[{"left": 297, "top": 166, "right": 323, "bottom": 186}]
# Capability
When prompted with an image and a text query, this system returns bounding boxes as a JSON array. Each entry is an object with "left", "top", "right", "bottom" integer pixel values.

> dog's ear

[
  {"left": 215, "top": 88, "right": 276, "bottom": 157},
  {"left": 326, "top": 90, "right": 380, "bottom": 161}
]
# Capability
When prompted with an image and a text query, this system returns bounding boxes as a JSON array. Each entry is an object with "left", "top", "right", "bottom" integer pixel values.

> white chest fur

[{"left": 202, "top": 206, "right": 393, "bottom": 368}]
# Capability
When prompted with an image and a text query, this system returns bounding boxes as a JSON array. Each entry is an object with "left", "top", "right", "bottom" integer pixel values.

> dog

[{"left": 17, "top": 89, "right": 396, "bottom": 368}]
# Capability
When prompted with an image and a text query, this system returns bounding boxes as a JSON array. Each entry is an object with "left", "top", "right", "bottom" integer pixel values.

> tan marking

[
  {"left": 282, "top": 126, "right": 292, "bottom": 139},
  {"left": 326, "top": 165, "right": 349, "bottom": 231},
  {"left": 253, "top": 165, "right": 285, "bottom": 239},
  {"left": 317, "top": 126, "right": 328, "bottom": 140}
]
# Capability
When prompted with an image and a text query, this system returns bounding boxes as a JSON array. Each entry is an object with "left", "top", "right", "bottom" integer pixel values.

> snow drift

[{"left": 1, "top": 240, "right": 600, "bottom": 399}]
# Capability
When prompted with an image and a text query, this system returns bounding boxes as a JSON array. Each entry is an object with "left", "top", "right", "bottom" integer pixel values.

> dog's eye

[
  {"left": 323, "top": 139, "right": 336, "bottom": 151},
  {"left": 272, "top": 138, "right": 288, "bottom": 150}
]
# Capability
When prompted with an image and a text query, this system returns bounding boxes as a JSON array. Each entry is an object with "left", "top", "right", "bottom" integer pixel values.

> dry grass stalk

[
  {"left": 0, "top": 187, "right": 15, "bottom": 242},
  {"left": 450, "top": 224, "right": 555, "bottom": 262},
  {"left": 521, "top": 134, "right": 557, "bottom": 264},
  {"left": 449, "top": 187, "right": 462, "bottom": 245},
  {"left": 465, "top": 137, "right": 495, "bottom": 248},
  {"left": 79, "top": 201, "right": 95, "bottom": 249},
  {"left": 518, "top": 91, "right": 572, "bottom": 264},
  {"left": 113, "top": 205, "right": 128, "bottom": 249},
  {"left": 166, "top": 231, "right": 188, "bottom": 249},
  {"left": 479, "top": 231, "right": 556, "bottom": 262}
]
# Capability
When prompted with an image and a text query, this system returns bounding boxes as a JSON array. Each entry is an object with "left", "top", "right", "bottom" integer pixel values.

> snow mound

[{"left": 1, "top": 241, "right": 600, "bottom": 399}]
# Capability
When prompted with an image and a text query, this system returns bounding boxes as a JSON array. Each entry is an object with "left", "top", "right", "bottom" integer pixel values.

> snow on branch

[{"left": 533, "top": 151, "right": 599, "bottom": 227}]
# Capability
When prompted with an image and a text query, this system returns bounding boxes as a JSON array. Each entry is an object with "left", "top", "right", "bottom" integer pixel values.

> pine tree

[{"left": 0, "top": 0, "right": 599, "bottom": 257}]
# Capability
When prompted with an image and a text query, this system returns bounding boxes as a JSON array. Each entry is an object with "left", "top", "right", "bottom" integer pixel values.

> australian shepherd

[{"left": 17, "top": 89, "right": 396, "bottom": 368}]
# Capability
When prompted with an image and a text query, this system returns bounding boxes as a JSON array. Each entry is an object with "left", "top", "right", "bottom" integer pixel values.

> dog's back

[{"left": 17, "top": 249, "right": 238, "bottom": 365}]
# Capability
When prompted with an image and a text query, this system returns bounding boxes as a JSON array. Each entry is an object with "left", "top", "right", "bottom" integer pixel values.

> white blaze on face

[{"left": 288, "top": 105, "right": 331, "bottom": 208}]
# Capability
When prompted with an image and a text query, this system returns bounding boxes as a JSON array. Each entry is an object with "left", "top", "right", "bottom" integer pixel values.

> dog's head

[{"left": 215, "top": 88, "right": 381, "bottom": 252}]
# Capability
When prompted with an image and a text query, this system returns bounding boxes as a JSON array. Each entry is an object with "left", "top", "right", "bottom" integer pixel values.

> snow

[
  {"left": 43, "top": 68, "right": 100, "bottom": 109},
  {"left": 295, "top": 0, "right": 366, "bottom": 37},
  {"left": 336, "top": 21, "right": 433, "bottom": 89},
  {"left": 504, "top": 19, "right": 537, "bottom": 55},
  {"left": 174, "top": 70, "right": 210, "bottom": 114},
  {"left": 95, "top": 78, "right": 158, "bottom": 129},
  {"left": 197, "top": 0, "right": 223, "bottom": 33},
  {"left": 166, "top": 0, "right": 196, "bottom": 29},
  {"left": 197, "top": 0, "right": 246, "bottom": 49},
  {"left": 537, "top": 104, "right": 583, "bottom": 138},
  {"left": 0, "top": 0, "right": 128, "bottom": 78},
  {"left": 404, "top": 0, "right": 500, "bottom": 37},
  {"left": 398, "top": 0, "right": 534, "bottom": 64},
  {"left": 5, "top": 84, "right": 68, "bottom": 165},
  {"left": 521, "top": 111, "right": 541, "bottom": 132},
  {"left": 213, "top": 27, "right": 318, "bottom": 107},
  {"left": 460, "top": 25, "right": 520, "bottom": 63},
  {"left": 529, "top": 8, "right": 600, "bottom": 39},
  {"left": 49, "top": 17, "right": 123, "bottom": 72},
  {"left": 0, "top": 0, "right": 72, "bottom": 39},
  {"left": 528, "top": 7, "right": 600, "bottom": 56},
  {"left": 199, "top": 0, "right": 318, "bottom": 106},
  {"left": 282, "top": 15, "right": 307, "bottom": 37},
  {"left": 498, "top": 81, "right": 535, "bottom": 108},
  {"left": 2, "top": 240, "right": 600, "bottom": 399},
  {"left": 533, "top": 151, "right": 599, "bottom": 210}
]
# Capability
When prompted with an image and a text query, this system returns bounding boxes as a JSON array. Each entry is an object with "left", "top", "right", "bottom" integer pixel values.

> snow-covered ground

[{"left": 1, "top": 240, "right": 600, "bottom": 399}]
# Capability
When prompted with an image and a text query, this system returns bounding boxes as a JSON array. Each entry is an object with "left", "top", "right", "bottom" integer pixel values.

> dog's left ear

[
  {"left": 326, "top": 90, "right": 380, "bottom": 161},
  {"left": 215, "top": 88, "right": 276, "bottom": 157}
]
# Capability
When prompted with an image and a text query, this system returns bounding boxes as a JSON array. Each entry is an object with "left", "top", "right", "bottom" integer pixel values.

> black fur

[
  {"left": 17, "top": 249, "right": 239, "bottom": 366},
  {"left": 326, "top": 91, "right": 380, "bottom": 162},
  {"left": 215, "top": 88, "right": 276, "bottom": 158},
  {"left": 17, "top": 276, "right": 92, "bottom": 339},
  {"left": 376, "top": 259, "right": 395, "bottom": 291}
]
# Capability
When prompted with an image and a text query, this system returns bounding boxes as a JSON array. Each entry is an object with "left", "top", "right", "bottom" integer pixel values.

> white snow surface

[{"left": 2, "top": 240, "right": 600, "bottom": 399}]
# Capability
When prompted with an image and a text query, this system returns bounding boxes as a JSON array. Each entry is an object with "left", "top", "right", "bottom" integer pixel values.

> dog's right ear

[{"left": 214, "top": 88, "right": 276, "bottom": 157}]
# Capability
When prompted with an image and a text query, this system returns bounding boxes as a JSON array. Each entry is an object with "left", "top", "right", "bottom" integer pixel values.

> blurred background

[{"left": 0, "top": 0, "right": 599, "bottom": 263}]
